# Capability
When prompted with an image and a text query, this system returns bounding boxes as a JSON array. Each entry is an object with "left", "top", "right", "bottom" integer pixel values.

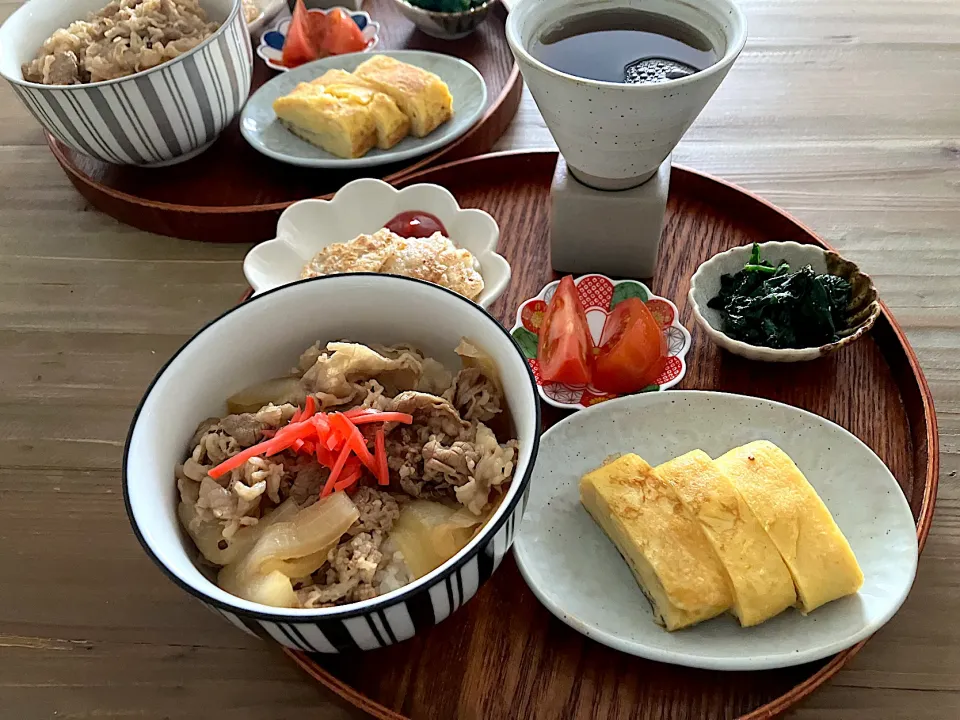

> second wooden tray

[
  {"left": 45, "top": 0, "right": 521, "bottom": 242},
  {"left": 282, "top": 150, "right": 938, "bottom": 720}
]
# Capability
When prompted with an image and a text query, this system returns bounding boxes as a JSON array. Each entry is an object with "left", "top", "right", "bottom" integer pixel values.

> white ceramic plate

[
  {"left": 243, "top": 177, "right": 510, "bottom": 307},
  {"left": 240, "top": 50, "right": 487, "bottom": 168},
  {"left": 513, "top": 391, "right": 918, "bottom": 671}
]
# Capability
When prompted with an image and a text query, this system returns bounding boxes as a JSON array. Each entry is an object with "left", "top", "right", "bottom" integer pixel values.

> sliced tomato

[
  {"left": 307, "top": 9, "right": 329, "bottom": 55},
  {"left": 322, "top": 8, "right": 368, "bottom": 56},
  {"left": 592, "top": 298, "right": 667, "bottom": 394},
  {"left": 282, "top": 0, "right": 318, "bottom": 68},
  {"left": 537, "top": 276, "right": 593, "bottom": 385}
]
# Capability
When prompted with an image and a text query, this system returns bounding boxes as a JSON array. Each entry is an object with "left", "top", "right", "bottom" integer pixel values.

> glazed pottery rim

[{"left": 123, "top": 272, "right": 541, "bottom": 621}]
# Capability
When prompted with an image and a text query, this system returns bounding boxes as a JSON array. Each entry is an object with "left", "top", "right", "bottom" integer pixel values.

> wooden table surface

[{"left": 1, "top": 1, "right": 957, "bottom": 718}]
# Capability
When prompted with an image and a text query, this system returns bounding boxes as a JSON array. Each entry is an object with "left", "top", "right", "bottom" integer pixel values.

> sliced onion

[
  {"left": 179, "top": 498, "right": 299, "bottom": 566},
  {"left": 214, "top": 492, "right": 358, "bottom": 608},
  {"left": 218, "top": 566, "right": 299, "bottom": 608},
  {"left": 226, "top": 376, "right": 306, "bottom": 414},
  {"left": 387, "top": 500, "right": 485, "bottom": 579},
  {"left": 455, "top": 338, "right": 502, "bottom": 393},
  {"left": 243, "top": 491, "right": 359, "bottom": 575},
  {"left": 265, "top": 541, "right": 337, "bottom": 578}
]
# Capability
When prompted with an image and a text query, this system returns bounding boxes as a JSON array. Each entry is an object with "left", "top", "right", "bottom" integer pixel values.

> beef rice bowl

[
  {"left": 124, "top": 274, "right": 539, "bottom": 651},
  {"left": 178, "top": 338, "right": 518, "bottom": 608}
]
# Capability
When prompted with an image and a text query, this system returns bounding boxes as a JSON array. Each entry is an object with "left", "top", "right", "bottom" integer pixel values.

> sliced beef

[{"left": 444, "top": 367, "right": 502, "bottom": 422}]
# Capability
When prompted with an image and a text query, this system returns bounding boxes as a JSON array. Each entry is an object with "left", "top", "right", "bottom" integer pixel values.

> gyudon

[
  {"left": 176, "top": 339, "right": 518, "bottom": 608},
  {"left": 22, "top": 0, "right": 219, "bottom": 85}
]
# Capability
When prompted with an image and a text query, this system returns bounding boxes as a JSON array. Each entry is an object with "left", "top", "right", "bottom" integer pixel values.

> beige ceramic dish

[{"left": 688, "top": 241, "right": 881, "bottom": 362}]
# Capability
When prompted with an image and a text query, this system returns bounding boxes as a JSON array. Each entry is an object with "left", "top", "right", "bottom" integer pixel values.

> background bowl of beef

[
  {"left": 124, "top": 274, "right": 540, "bottom": 652},
  {"left": 0, "top": 0, "right": 253, "bottom": 166},
  {"left": 688, "top": 241, "right": 881, "bottom": 362}
]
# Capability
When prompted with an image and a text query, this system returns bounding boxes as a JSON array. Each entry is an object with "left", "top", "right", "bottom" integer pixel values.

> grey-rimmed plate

[
  {"left": 240, "top": 50, "right": 487, "bottom": 168},
  {"left": 513, "top": 391, "right": 919, "bottom": 671}
]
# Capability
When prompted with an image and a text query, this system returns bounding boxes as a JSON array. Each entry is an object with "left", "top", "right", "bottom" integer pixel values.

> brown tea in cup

[{"left": 529, "top": 8, "right": 720, "bottom": 84}]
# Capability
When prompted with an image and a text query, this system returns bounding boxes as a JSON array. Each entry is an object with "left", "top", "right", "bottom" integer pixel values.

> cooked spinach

[{"left": 706, "top": 243, "right": 852, "bottom": 349}]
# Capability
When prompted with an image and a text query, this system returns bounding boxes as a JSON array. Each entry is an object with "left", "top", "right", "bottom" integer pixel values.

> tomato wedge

[
  {"left": 322, "top": 8, "right": 368, "bottom": 56},
  {"left": 537, "top": 275, "right": 593, "bottom": 385},
  {"left": 592, "top": 298, "right": 667, "bottom": 394},
  {"left": 282, "top": 0, "right": 317, "bottom": 68}
]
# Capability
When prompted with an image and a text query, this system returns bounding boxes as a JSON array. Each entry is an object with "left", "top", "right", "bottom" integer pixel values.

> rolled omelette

[
  {"left": 580, "top": 453, "right": 732, "bottom": 631},
  {"left": 715, "top": 440, "right": 864, "bottom": 614},
  {"left": 656, "top": 450, "right": 797, "bottom": 627}
]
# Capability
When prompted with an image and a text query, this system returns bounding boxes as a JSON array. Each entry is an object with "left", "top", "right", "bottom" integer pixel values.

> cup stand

[{"left": 549, "top": 156, "right": 671, "bottom": 278}]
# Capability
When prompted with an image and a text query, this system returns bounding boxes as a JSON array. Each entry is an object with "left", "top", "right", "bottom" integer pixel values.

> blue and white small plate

[
  {"left": 256, "top": 7, "right": 380, "bottom": 72},
  {"left": 240, "top": 50, "right": 488, "bottom": 169}
]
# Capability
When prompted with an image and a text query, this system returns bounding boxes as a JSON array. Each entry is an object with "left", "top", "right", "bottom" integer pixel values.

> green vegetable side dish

[
  {"left": 405, "top": 0, "right": 487, "bottom": 12},
  {"left": 706, "top": 243, "right": 853, "bottom": 350}
]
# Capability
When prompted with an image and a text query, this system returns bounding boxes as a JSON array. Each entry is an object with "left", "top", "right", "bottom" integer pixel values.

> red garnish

[
  {"left": 322, "top": 442, "right": 352, "bottom": 497},
  {"left": 302, "top": 395, "right": 317, "bottom": 419},
  {"left": 329, "top": 413, "right": 379, "bottom": 478},
  {"left": 333, "top": 458, "right": 364, "bottom": 492},
  {"left": 343, "top": 407, "right": 376, "bottom": 419},
  {"left": 206, "top": 405, "right": 412, "bottom": 496},
  {"left": 282, "top": 3, "right": 366, "bottom": 69},
  {"left": 374, "top": 429, "right": 389, "bottom": 486}
]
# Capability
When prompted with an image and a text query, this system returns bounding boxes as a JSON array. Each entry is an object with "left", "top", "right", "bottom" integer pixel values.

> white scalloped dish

[{"left": 243, "top": 178, "right": 510, "bottom": 308}]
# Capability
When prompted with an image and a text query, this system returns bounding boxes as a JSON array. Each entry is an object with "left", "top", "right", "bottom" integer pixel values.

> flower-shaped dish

[
  {"left": 256, "top": 7, "right": 379, "bottom": 72},
  {"left": 243, "top": 177, "right": 510, "bottom": 308},
  {"left": 510, "top": 275, "right": 691, "bottom": 410}
]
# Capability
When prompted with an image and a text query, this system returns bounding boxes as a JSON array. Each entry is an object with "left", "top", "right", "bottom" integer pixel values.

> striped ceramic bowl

[
  {"left": 124, "top": 274, "right": 540, "bottom": 652},
  {"left": 0, "top": 0, "right": 253, "bottom": 166}
]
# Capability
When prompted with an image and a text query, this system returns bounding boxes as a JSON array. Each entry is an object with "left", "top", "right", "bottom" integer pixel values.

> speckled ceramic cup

[{"left": 506, "top": 0, "right": 747, "bottom": 190}]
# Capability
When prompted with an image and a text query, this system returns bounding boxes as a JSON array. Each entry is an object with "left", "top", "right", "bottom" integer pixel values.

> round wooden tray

[
  {"left": 45, "top": 0, "right": 521, "bottom": 243},
  {"left": 279, "top": 150, "right": 938, "bottom": 719}
]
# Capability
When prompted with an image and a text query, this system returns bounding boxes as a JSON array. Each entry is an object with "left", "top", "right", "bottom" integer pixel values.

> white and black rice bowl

[{"left": 123, "top": 274, "right": 540, "bottom": 652}]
